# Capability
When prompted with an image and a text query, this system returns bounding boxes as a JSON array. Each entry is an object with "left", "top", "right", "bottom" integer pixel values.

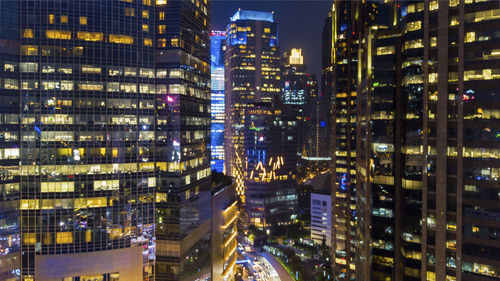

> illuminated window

[
  {"left": 376, "top": 46, "right": 394, "bottom": 55},
  {"left": 78, "top": 82, "right": 103, "bottom": 91},
  {"left": 159, "top": 11, "right": 165, "bottom": 20},
  {"left": 171, "top": 38, "right": 179, "bottom": 47},
  {"left": 79, "top": 16, "right": 87, "bottom": 25},
  {"left": 465, "top": 32, "right": 475, "bottom": 43},
  {"left": 41, "top": 182, "right": 74, "bottom": 192},
  {"left": 109, "top": 34, "right": 134, "bottom": 44},
  {"left": 407, "top": 4, "right": 415, "bottom": 13},
  {"left": 21, "top": 45, "right": 38, "bottom": 56},
  {"left": 404, "top": 39, "right": 423, "bottom": 50},
  {"left": 144, "top": 38, "right": 153, "bottom": 46},
  {"left": 406, "top": 21, "right": 421, "bottom": 32},
  {"left": 449, "top": 0, "right": 459, "bottom": 7},
  {"left": 428, "top": 73, "right": 438, "bottom": 83},
  {"left": 157, "top": 38, "right": 166, "bottom": 47},
  {"left": 81, "top": 65, "right": 101, "bottom": 74},
  {"left": 56, "top": 232, "right": 73, "bottom": 244},
  {"left": 23, "top": 29, "right": 33, "bottom": 38},
  {"left": 20, "top": 62, "right": 37, "bottom": 72},
  {"left": 77, "top": 31, "right": 104, "bottom": 41},
  {"left": 23, "top": 233, "right": 37, "bottom": 245},
  {"left": 429, "top": 0, "right": 439, "bottom": 11},
  {"left": 143, "top": 0, "right": 152, "bottom": 5},
  {"left": 156, "top": 0, "right": 167, "bottom": 5},
  {"left": 48, "top": 14, "right": 55, "bottom": 24},
  {"left": 264, "top": 27, "right": 271, "bottom": 33},
  {"left": 430, "top": 37, "right": 437, "bottom": 47},
  {"left": 61, "top": 15, "right": 68, "bottom": 23},
  {"left": 124, "top": 67, "right": 137, "bottom": 76},
  {"left": 450, "top": 16, "right": 459, "bottom": 26},
  {"left": 143, "top": 10, "right": 149, "bottom": 18},
  {"left": 46, "top": 30, "right": 72, "bottom": 40},
  {"left": 467, "top": 9, "right": 500, "bottom": 23},
  {"left": 142, "top": 24, "right": 149, "bottom": 31},
  {"left": 125, "top": 7, "right": 135, "bottom": 17},
  {"left": 158, "top": 25, "right": 166, "bottom": 34}
]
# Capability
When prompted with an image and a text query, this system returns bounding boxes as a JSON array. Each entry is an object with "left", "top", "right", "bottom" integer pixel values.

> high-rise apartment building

[
  {"left": 210, "top": 31, "right": 226, "bottom": 173},
  {"left": 224, "top": 9, "right": 281, "bottom": 201},
  {"left": 0, "top": 0, "right": 213, "bottom": 280},
  {"left": 327, "top": 1, "right": 500, "bottom": 281}
]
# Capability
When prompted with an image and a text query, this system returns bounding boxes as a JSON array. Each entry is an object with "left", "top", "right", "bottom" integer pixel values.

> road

[{"left": 259, "top": 252, "right": 294, "bottom": 281}]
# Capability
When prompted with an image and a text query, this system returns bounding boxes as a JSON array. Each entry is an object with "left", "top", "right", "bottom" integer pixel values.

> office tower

[
  {"left": 210, "top": 173, "right": 237, "bottom": 281},
  {"left": 243, "top": 102, "right": 298, "bottom": 227},
  {"left": 0, "top": 0, "right": 156, "bottom": 280},
  {"left": 155, "top": 0, "right": 212, "bottom": 280},
  {"left": 326, "top": 2, "right": 359, "bottom": 280},
  {"left": 281, "top": 48, "right": 307, "bottom": 106},
  {"left": 300, "top": 74, "right": 331, "bottom": 178},
  {"left": 210, "top": 31, "right": 226, "bottom": 173},
  {"left": 0, "top": 0, "right": 214, "bottom": 280},
  {"left": 327, "top": 1, "right": 500, "bottom": 281},
  {"left": 356, "top": 2, "right": 401, "bottom": 280},
  {"left": 401, "top": 1, "right": 500, "bottom": 280},
  {"left": 224, "top": 9, "right": 281, "bottom": 202}
]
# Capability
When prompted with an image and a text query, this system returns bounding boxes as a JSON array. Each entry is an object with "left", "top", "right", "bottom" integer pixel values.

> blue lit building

[{"left": 210, "top": 31, "right": 226, "bottom": 173}]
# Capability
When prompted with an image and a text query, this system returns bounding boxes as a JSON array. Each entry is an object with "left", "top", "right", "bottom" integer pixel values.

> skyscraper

[
  {"left": 155, "top": 0, "right": 212, "bottom": 279},
  {"left": 0, "top": 0, "right": 213, "bottom": 280},
  {"left": 326, "top": 2, "right": 359, "bottom": 280},
  {"left": 243, "top": 102, "right": 298, "bottom": 227},
  {"left": 327, "top": 1, "right": 500, "bottom": 281},
  {"left": 224, "top": 9, "right": 281, "bottom": 201},
  {"left": 0, "top": 1, "right": 156, "bottom": 280},
  {"left": 210, "top": 31, "right": 226, "bottom": 173},
  {"left": 225, "top": 10, "right": 297, "bottom": 227}
]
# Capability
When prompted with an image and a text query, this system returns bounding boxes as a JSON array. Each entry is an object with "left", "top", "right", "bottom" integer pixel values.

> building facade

[
  {"left": 311, "top": 193, "right": 332, "bottom": 248},
  {"left": 243, "top": 103, "right": 298, "bottom": 228},
  {"left": 210, "top": 175, "right": 237, "bottom": 281},
  {"left": 210, "top": 31, "right": 226, "bottom": 173},
  {"left": 0, "top": 0, "right": 213, "bottom": 280},
  {"left": 327, "top": 1, "right": 500, "bottom": 281},
  {"left": 154, "top": 0, "right": 212, "bottom": 280},
  {"left": 326, "top": 2, "right": 359, "bottom": 280},
  {"left": 224, "top": 10, "right": 281, "bottom": 202}
]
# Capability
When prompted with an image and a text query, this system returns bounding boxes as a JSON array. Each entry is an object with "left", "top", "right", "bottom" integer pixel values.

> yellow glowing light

[
  {"left": 223, "top": 201, "right": 237, "bottom": 213},
  {"left": 289, "top": 48, "right": 304, "bottom": 65},
  {"left": 224, "top": 231, "right": 238, "bottom": 247},
  {"left": 222, "top": 212, "right": 238, "bottom": 229}
]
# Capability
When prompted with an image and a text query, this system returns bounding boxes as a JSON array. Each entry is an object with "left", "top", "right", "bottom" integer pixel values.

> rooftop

[{"left": 230, "top": 9, "right": 274, "bottom": 23}]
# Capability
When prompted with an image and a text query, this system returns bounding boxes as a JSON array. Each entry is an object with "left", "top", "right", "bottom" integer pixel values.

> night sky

[{"left": 211, "top": 0, "right": 333, "bottom": 78}]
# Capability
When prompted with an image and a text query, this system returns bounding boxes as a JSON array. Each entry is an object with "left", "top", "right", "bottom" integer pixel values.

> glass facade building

[
  {"left": 224, "top": 10, "right": 281, "bottom": 202},
  {"left": 0, "top": 0, "right": 212, "bottom": 280},
  {"left": 224, "top": 10, "right": 298, "bottom": 227},
  {"left": 154, "top": 0, "right": 212, "bottom": 280},
  {"left": 210, "top": 31, "right": 226, "bottom": 173},
  {"left": 243, "top": 103, "right": 298, "bottom": 227}
]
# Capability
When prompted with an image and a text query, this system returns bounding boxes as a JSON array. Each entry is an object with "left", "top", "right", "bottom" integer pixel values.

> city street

[{"left": 239, "top": 243, "right": 294, "bottom": 281}]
